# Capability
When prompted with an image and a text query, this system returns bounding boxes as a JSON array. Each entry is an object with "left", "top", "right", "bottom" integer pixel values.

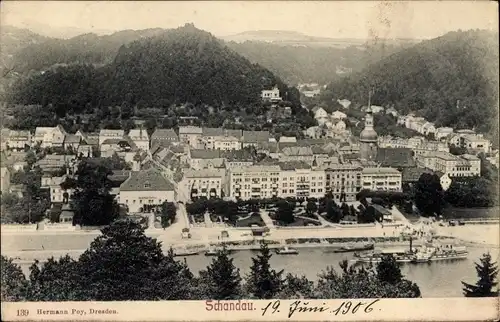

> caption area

[
  {"left": 206, "top": 299, "right": 381, "bottom": 318},
  {"left": 15, "top": 307, "right": 118, "bottom": 317}
]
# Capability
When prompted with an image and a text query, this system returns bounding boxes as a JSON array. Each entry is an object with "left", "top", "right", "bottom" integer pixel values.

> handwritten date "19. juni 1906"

[{"left": 261, "top": 299, "right": 381, "bottom": 318}]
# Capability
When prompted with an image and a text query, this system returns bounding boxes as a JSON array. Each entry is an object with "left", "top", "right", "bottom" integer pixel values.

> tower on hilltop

[{"left": 360, "top": 89, "right": 378, "bottom": 161}]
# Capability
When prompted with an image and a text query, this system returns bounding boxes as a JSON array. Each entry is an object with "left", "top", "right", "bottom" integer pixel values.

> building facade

[
  {"left": 323, "top": 164, "right": 362, "bottom": 202},
  {"left": 228, "top": 165, "right": 281, "bottom": 200},
  {"left": 361, "top": 167, "right": 402, "bottom": 192}
]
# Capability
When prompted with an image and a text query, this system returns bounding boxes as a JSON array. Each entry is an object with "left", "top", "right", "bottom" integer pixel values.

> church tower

[{"left": 360, "top": 91, "right": 378, "bottom": 161}]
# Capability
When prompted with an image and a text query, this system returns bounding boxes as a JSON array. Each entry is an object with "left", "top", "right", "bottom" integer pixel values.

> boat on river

[
  {"left": 173, "top": 248, "right": 199, "bottom": 257},
  {"left": 326, "top": 243, "right": 374, "bottom": 253},
  {"left": 204, "top": 246, "right": 234, "bottom": 256},
  {"left": 276, "top": 246, "right": 299, "bottom": 255},
  {"left": 352, "top": 237, "right": 468, "bottom": 264}
]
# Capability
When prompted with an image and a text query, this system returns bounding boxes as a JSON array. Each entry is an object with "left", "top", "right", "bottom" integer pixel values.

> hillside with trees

[
  {"left": 8, "top": 28, "right": 166, "bottom": 73},
  {"left": 7, "top": 24, "right": 300, "bottom": 114},
  {"left": 227, "top": 41, "right": 412, "bottom": 85},
  {"left": 320, "top": 30, "right": 499, "bottom": 137}
]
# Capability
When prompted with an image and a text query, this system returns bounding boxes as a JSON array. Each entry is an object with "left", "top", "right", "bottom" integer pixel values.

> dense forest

[
  {"left": 320, "top": 30, "right": 499, "bottom": 137},
  {"left": 227, "top": 41, "right": 411, "bottom": 85},
  {"left": 8, "top": 28, "right": 166, "bottom": 73},
  {"left": 7, "top": 24, "right": 300, "bottom": 113}
]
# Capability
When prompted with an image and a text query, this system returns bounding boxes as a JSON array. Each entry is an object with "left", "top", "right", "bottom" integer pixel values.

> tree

[
  {"left": 316, "top": 260, "right": 421, "bottom": 298},
  {"left": 275, "top": 200, "right": 295, "bottom": 225},
  {"left": 1, "top": 255, "right": 28, "bottom": 301},
  {"left": 414, "top": 173, "right": 444, "bottom": 217},
  {"left": 277, "top": 273, "right": 315, "bottom": 299},
  {"left": 69, "top": 160, "right": 119, "bottom": 226},
  {"left": 75, "top": 220, "right": 194, "bottom": 300},
  {"left": 198, "top": 246, "right": 242, "bottom": 300},
  {"left": 325, "top": 199, "right": 342, "bottom": 223},
  {"left": 306, "top": 200, "right": 318, "bottom": 215},
  {"left": 27, "top": 255, "right": 81, "bottom": 301},
  {"left": 160, "top": 202, "right": 177, "bottom": 228},
  {"left": 462, "top": 253, "right": 499, "bottom": 297},
  {"left": 376, "top": 255, "right": 403, "bottom": 285},
  {"left": 245, "top": 243, "right": 284, "bottom": 299}
]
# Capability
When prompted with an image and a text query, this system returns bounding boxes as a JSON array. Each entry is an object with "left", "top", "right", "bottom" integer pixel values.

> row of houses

[
  {"left": 396, "top": 115, "right": 491, "bottom": 154},
  {"left": 177, "top": 161, "right": 402, "bottom": 203}
]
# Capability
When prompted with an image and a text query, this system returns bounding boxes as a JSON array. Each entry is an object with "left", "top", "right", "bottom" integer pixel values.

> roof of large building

[
  {"left": 202, "top": 128, "right": 242, "bottom": 138},
  {"left": 183, "top": 169, "right": 226, "bottom": 178},
  {"left": 120, "top": 169, "right": 174, "bottom": 191},
  {"left": 230, "top": 165, "right": 281, "bottom": 173},
  {"left": 99, "top": 129, "right": 124, "bottom": 136},
  {"left": 190, "top": 149, "right": 222, "bottom": 159},
  {"left": 401, "top": 167, "right": 433, "bottom": 182},
  {"left": 151, "top": 129, "right": 179, "bottom": 141},
  {"left": 376, "top": 148, "right": 416, "bottom": 168},
  {"left": 282, "top": 146, "right": 313, "bottom": 156},
  {"left": 278, "top": 161, "right": 311, "bottom": 170},
  {"left": 63, "top": 134, "right": 81, "bottom": 144},
  {"left": 178, "top": 126, "right": 203, "bottom": 135},
  {"left": 362, "top": 167, "right": 401, "bottom": 175}
]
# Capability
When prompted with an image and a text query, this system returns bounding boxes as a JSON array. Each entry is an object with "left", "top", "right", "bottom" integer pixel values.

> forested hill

[
  {"left": 10, "top": 28, "right": 166, "bottom": 72},
  {"left": 8, "top": 24, "right": 299, "bottom": 111},
  {"left": 320, "top": 30, "right": 499, "bottom": 136},
  {"left": 226, "top": 41, "right": 412, "bottom": 85}
]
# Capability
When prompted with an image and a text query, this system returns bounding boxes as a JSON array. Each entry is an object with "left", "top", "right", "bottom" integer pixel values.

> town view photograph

[{"left": 0, "top": 0, "right": 499, "bottom": 307}]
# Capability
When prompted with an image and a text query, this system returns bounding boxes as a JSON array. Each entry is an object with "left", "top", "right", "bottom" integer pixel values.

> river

[{"left": 16, "top": 244, "right": 498, "bottom": 298}]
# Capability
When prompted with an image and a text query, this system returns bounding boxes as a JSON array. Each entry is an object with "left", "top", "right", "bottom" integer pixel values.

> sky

[{"left": 1, "top": 1, "right": 498, "bottom": 39}]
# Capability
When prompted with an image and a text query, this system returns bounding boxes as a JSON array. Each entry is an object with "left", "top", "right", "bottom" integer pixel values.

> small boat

[
  {"left": 204, "top": 246, "right": 233, "bottom": 256},
  {"left": 334, "top": 243, "right": 374, "bottom": 253},
  {"left": 275, "top": 246, "right": 299, "bottom": 255},
  {"left": 173, "top": 248, "right": 199, "bottom": 257}
]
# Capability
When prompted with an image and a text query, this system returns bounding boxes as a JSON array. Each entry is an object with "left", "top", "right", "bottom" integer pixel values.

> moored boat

[
  {"left": 276, "top": 246, "right": 299, "bottom": 255},
  {"left": 205, "top": 246, "right": 234, "bottom": 256},
  {"left": 334, "top": 243, "right": 374, "bottom": 253},
  {"left": 173, "top": 248, "right": 199, "bottom": 257}
]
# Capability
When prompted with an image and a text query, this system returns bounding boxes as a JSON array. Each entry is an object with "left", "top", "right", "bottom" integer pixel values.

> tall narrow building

[{"left": 360, "top": 104, "right": 378, "bottom": 161}]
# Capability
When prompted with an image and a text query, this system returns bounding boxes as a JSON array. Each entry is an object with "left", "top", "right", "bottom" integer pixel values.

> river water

[
  {"left": 14, "top": 245, "right": 498, "bottom": 298},
  {"left": 181, "top": 245, "right": 499, "bottom": 298}
]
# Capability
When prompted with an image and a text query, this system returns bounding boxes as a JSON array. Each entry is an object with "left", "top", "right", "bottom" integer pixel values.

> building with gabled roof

[
  {"left": 188, "top": 149, "right": 224, "bottom": 170},
  {"left": 151, "top": 129, "right": 179, "bottom": 148},
  {"left": 128, "top": 128, "right": 150, "bottom": 151},
  {"left": 119, "top": 169, "right": 175, "bottom": 213}
]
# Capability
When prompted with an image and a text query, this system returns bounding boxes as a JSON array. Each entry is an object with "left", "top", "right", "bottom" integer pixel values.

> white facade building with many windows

[
  {"left": 361, "top": 167, "right": 402, "bottom": 192},
  {"left": 228, "top": 165, "right": 281, "bottom": 200},
  {"left": 179, "top": 169, "right": 226, "bottom": 202}
]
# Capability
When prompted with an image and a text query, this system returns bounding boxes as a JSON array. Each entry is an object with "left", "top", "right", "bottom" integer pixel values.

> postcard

[{"left": 1, "top": 1, "right": 499, "bottom": 321}]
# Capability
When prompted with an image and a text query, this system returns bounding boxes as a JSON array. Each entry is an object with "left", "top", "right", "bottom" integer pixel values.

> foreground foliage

[{"left": 462, "top": 253, "right": 499, "bottom": 297}]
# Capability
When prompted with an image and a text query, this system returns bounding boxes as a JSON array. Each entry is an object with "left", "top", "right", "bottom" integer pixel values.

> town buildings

[
  {"left": 322, "top": 163, "right": 362, "bottom": 202},
  {"left": 416, "top": 151, "right": 481, "bottom": 177},
  {"left": 119, "top": 169, "right": 176, "bottom": 213},
  {"left": 179, "top": 169, "right": 226, "bottom": 202},
  {"left": 150, "top": 129, "right": 179, "bottom": 148},
  {"left": 361, "top": 167, "right": 402, "bottom": 192},
  {"left": 228, "top": 165, "right": 281, "bottom": 200},
  {"left": 128, "top": 128, "right": 150, "bottom": 151},
  {"left": 261, "top": 86, "right": 282, "bottom": 102},
  {"left": 98, "top": 129, "right": 125, "bottom": 147}
]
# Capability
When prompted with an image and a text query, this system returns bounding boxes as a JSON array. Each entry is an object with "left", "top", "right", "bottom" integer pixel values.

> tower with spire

[{"left": 359, "top": 89, "right": 378, "bottom": 161}]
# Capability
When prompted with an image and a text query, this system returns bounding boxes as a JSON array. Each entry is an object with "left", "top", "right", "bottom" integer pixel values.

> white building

[
  {"left": 48, "top": 175, "right": 73, "bottom": 204},
  {"left": 417, "top": 151, "right": 481, "bottom": 177},
  {"left": 228, "top": 165, "right": 281, "bottom": 200},
  {"left": 119, "top": 169, "right": 175, "bottom": 213},
  {"left": 435, "top": 127, "right": 454, "bottom": 140},
  {"left": 361, "top": 167, "right": 402, "bottom": 192},
  {"left": 337, "top": 99, "right": 351, "bottom": 109},
  {"left": 440, "top": 173, "right": 452, "bottom": 191},
  {"left": 128, "top": 128, "right": 150, "bottom": 151},
  {"left": 7, "top": 130, "right": 31, "bottom": 150},
  {"left": 179, "top": 169, "right": 226, "bottom": 202},
  {"left": 278, "top": 162, "right": 325, "bottom": 199},
  {"left": 178, "top": 126, "right": 203, "bottom": 148},
  {"left": 99, "top": 129, "right": 125, "bottom": 147},
  {"left": 331, "top": 111, "right": 347, "bottom": 120},
  {"left": 261, "top": 86, "right": 282, "bottom": 102}
]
